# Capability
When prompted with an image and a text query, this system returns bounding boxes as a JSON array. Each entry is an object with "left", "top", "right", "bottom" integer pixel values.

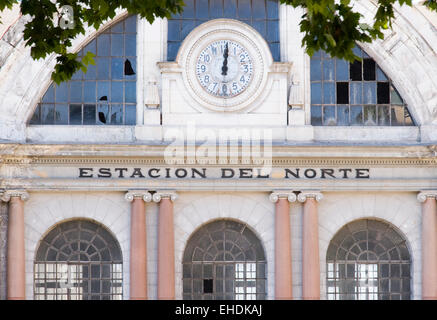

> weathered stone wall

[{"left": 0, "top": 201, "right": 8, "bottom": 300}]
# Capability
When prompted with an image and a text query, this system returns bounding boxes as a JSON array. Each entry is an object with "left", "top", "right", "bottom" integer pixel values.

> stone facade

[{"left": 0, "top": 201, "right": 7, "bottom": 300}]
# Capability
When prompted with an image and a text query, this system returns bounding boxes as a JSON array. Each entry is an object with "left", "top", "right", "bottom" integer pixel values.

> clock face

[{"left": 196, "top": 40, "right": 253, "bottom": 98}]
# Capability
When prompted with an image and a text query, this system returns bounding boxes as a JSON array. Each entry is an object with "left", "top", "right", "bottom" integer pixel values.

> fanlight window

[
  {"left": 34, "top": 220, "right": 123, "bottom": 300},
  {"left": 183, "top": 220, "right": 267, "bottom": 300},
  {"left": 326, "top": 219, "right": 411, "bottom": 300},
  {"left": 310, "top": 47, "right": 415, "bottom": 126},
  {"left": 168, "top": 0, "right": 279, "bottom": 61},
  {"left": 29, "top": 15, "right": 137, "bottom": 126}
]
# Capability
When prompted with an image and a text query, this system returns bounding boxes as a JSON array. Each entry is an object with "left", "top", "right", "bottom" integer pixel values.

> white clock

[
  {"left": 196, "top": 40, "right": 253, "bottom": 98},
  {"left": 178, "top": 19, "right": 272, "bottom": 112}
]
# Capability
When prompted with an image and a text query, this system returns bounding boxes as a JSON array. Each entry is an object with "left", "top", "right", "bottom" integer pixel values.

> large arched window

[
  {"left": 29, "top": 15, "right": 137, "bottom": 126},
  {"left": 167, "top": 0, "right": 279, "bottom": 61},
  {"left": 183, "top": 220, "right": 267, "bottom": 300},
  {"left": 326, "top": 219, "right": 411, "bottom": 300},
  {"left": 310, "top": 46, "right": 415, "bottom": 126},
  {"left": 34, "top": 220, "right": 123, "bottom": 300}
]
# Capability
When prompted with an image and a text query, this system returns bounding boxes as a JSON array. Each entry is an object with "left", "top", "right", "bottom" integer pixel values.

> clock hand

[{"left": 221, "top": 42, "right": 229, "bottom": 76}]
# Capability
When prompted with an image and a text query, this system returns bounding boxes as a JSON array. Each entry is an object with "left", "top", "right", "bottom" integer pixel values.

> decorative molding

[
  {"left": 153, "top": 191, "right": 178, "bottom": 202},
  {"left": 1, "top": 190, "right": 29, "bottom": 202},
  {"left": 144, "top": 76, "right": 160, "bottom": 109},
  {"left": 417, "top": 191, "right": 437, "bottom": 202},
  {"left": 297, "top": 191, "right": 324, "bottom": 202},
  {"left": 124, "top": 190, "right": 152, "bottom": 202},
  {"left": 269, "top": 191, "right": 297, "bottom": 203}
]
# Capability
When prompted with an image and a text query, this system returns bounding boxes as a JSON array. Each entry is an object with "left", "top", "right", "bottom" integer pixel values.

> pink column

[
  {"left": 154, "top": 191, "right": 177, "bottom": 300},
  {"left": 125, "top": 191, "right": 152, "bottom": 300},
  {"left": 299, "top": 191, "right": 323, "bottom": 300},
  {"left": 418, "top": 191, "right": 437, "bottom": 300},
  {"left": 2, "top": 191, "right": 29, "bottom": 300},
  {"left": 270, "top": 192, "right": 296, "bottom": 300}
]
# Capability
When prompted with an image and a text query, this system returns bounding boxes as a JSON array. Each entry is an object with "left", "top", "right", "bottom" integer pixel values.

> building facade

[{"left": 0, "top": 0, "right": 436, "bottom": 300}]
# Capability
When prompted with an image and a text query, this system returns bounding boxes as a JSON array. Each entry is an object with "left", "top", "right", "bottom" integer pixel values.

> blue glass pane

[
  {"left": 83, "top": 39, "right": 96, "bottom": 55},
  {"left": 41, "top": 104, "right": 55, "bottom": 124},
  {"left": 252, "top": 21, "right": 266, "bottom": 38},
  {"left": 363, "top": 82, "right": 376, "bottom": 104},
  {"left": 56, "top": 82, "right": 68, "bottom": 103},
  {"left": 125, "top": 105, "right": 136, "bottom": 125},
  {"left": 125, "top": 82, "right": 136, "bottom": 103},
  {"left": 196, "top": 0, "right": 209, "bottom": 19},
  {"left": 336, "top": 59, "right": 349, "bottom": 81},
  {"left": 182, "top": 20, "right": 196, "bottom": 39},
  {"left": 84, "top": 63, "right": 96, "bottom": 80},
  {"left": 69, "top": 104, "right": 82, "bottom": 124},
  {"left": 350, "top": 106, "right": 363, "bottom": 125},
  {"left": 70, "top": 82, "right": 83, "bottom": 103},
  {"left": 42, "top": 85, "right": 55, "bottom": 103},
  {"left": 310, "top": 59, "right": 322, "bottom": 81},
  {"left": 352, "top": 46, "right": 362, "bottom": 57},
  {"left": 111, "top": 58, "right": 123, "bottom": 80},
  {"left": 266, "top": 0, "right": 279, "bottom": 19},
  {"left": 96, "top": 57, "right": 110, "bottom": 80},
  {"left": 253, "top": 0, "right": 266, "bottom": 19},
  {"left": 167, "top": 42, "right": 180, "bottom": 61},
  {"left": 323, "top": 59, "right": 335, "bottom": 81},
  {"left": 238, "top": 0, "right": 251, "bottom": 19},
  {"left": 125, "top": 34, "right": 136, "bottom": 56},
  {"left": 167, "top": 20, "right": 181, "bottom": 41},
  {"left": 30, "top": 105, "right": 41, "bottom": 124},
  {"left": 97, "top": 34, "right": 110, "bottom": 56},
  {"left": 84, "top": 81, "right": 96, "bottom": 102},
  {"left": 311, "top": 105, "right": 322, "bottom": 125},
  {"left": 83, "top": 104, "right": 96, "bottom": 125},
  {"left": 97, "top": 81, "right": 110, "bottom": 101},
  {"left": 323, "top": 106, "right": 336, "bottom": 126},
  {"left": 311, "top": 82, "right": 322, "bottom": 104},
  {"left": 55, "top": 104, "right": 69, "bottom": 124},
  {"left": 111, "top": 82, "right": 123, "bottom": 102},
  {"left": 377, "top": 67, "right": 388, "bottom": 81},
  {"left": 110, "top": 104, "right": 124, "bottom": 125},
  {"left": 269, "top": 43, "right": 280, "bottom": 61},
  {"left": 210, "top": 0, "right": 223, "bottom": 18},
  {"left": 224, "top": 0, "right": 237, "bottom": 18},
  {"left": 323, "top": 82, "right": 335, "bottom": 104},
  {"left": 111, "top": 34, "right": 124, "bottom": 56},
  {"left": 182, "top": 0, "right": 195, "bottom": 18},
  {"left": 97, "top": 104, "right": 110, "bottom": 125},
  {"left": 267, "top": 20, "right": 279, "bottom": 42},
  {"left": 364, "top": 105, "right": 377, "bottom": 125},
  {"left": 312, "top": 50, "right": 322, "bottom": 59},
  {"left": 350, "top": 82, "right": 362, "bottom": 104},
  {"left": 111, "top": 20, "right": 124, "bottom": 33},
  {"left": 337, "top": 105, "right": 350, "bottom": 126},
  {"left": 125, "top": 16, "right": 137, "bottom": 33}
]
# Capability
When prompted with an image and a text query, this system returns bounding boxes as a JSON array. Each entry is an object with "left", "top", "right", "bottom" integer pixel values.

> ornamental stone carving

[
  {"left": 269, "top": 191, "right": 297, "bottom": 203},
  {"left": 297, "top": 191, "right": 324, "bottom": 203},
  {"left": 125, "top": 190, "right": 152, "bottom": 202},
  {"left": 417, "top": 191, "right": 437, "bottom": 203},
  {"left": 152, "top": 191, "right": 178, "bottom": 203},
  {"left": 0, "top": 190, "right": 29, "bottom": 202}
]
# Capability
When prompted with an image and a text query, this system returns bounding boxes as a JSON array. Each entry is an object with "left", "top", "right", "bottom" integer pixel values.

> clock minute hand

[{"left": 221, "top": 42, "right": 229, "bottom": 76}]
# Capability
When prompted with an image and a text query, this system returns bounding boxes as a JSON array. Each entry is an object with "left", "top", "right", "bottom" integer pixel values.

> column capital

[
  {"left": 1, "top": 190, "right": 29, "bottom": 202},
  {"left": 153, "top": 191, "right": 178, "bottom": 203},
  {"left": 125, "top": 190, "right": 152, "bottom": 202},
  {"left": 269, "top": 191, "right": 297, "bottom": 203},
  {"left": 298, "top": 191, "right": 323, "bottom": 203},
  {"left": 417, "top": 191, "right": 437, "bottom": 203}
]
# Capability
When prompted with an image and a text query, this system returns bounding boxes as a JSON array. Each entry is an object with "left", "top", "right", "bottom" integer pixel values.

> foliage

[{"left": 0, "top": 0, "right": 435, "bottom": 83}]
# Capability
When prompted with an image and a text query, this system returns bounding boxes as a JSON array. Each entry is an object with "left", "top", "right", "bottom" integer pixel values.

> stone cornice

[
  {"left": 298, "top": 191, "right": 324, "bottom": 202},
  {"left": 417, "top": 191, "right": 437, "bottom": 202},
  {"left": 1, "top": 190, "right": 29, "bottom": 202},
  {"left": 153, "top": 191, "right": 178, "bottom": 202},
  {"left": 269, "top": 191, "right": 297, "bottom": 203},
  {"left": 124, "top": 190, "right": 152, "bottom": 202}
]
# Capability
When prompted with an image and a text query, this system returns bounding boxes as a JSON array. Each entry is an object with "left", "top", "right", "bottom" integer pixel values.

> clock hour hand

[{"left": 221, "top": 42, "right": 229, "bottom": 76}]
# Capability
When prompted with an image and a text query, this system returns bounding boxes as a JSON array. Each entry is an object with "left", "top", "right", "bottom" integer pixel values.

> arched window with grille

[
  {"left": 183, "top": 219, "right": 267, "bottom": 300},
  {"left": 326, "top": 219, "right": 411, "bottom": 300},
  {"left": 34, "top": 220, "right": 123, "bottom": 300},
  {"left": 29, "top": 15, "right": 137, "bottom": 126},
  {"left": 167, "top": 0, "right": 280, "bottom": 61},
  {"left": 310, "top": 46, "right": 415, "bottom": 126}
]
